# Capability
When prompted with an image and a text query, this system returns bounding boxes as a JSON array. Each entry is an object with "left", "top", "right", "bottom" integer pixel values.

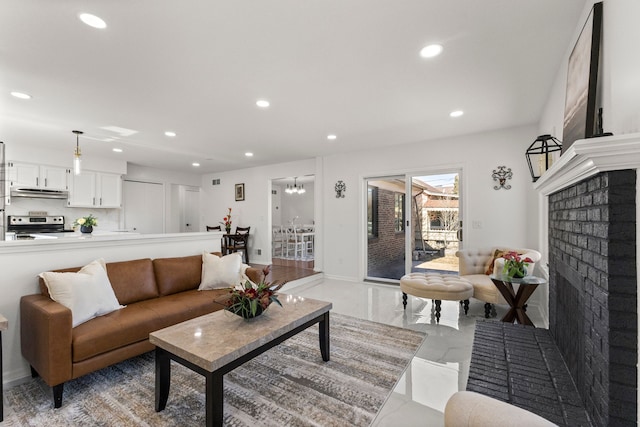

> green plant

[
  {"left": 224, "top": 277, "right": 285, "bottom": 319},
  {"left": 74, "top": 214, "right": 98, "bottom": 227},
  {"left": 503, "top": 251, "right": 533, "bottom": 278}
]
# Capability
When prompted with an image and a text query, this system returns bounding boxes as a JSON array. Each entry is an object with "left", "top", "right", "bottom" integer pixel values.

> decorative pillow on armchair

[
  {"left": 485, "top": 250, "right": 508, "bottom": 275},
  {"left": 39, "top": 259, "right": 124, "bottom": 327}
]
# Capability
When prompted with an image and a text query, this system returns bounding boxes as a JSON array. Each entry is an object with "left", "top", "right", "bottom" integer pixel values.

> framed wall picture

[
  {"left": 562, "top": 2, "right": 603, "bottom": 153},
  {"left": 235, "top": 183, "right": 245, "bottom": 201}
]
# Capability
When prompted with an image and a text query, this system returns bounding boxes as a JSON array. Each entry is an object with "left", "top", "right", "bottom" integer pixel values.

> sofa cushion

[
  {"left": 39, "top": 259, "right": 123, "bottom": 327},
  {"left": 153, "top": 255, "right": 202, "bottom": 296},
  {"left": 105, "top": 258, "right": 159, "bottom": 305},
  {"left": 199, "top": 252, "right": 244, "bottom": 290},
  {"left": 71, "top": 289, "right": 227, "bottom": 362}
]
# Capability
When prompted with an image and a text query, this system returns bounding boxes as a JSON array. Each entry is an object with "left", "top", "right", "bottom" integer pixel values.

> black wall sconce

[
  {"left": 525, "top": 134, "right": 562, "bottom": 182},
  {"left": 335, "top": 180, "right": 346, "bottom": 198},
  {"left": 492, "top": 166, "right": 512, "bottom": 190}
]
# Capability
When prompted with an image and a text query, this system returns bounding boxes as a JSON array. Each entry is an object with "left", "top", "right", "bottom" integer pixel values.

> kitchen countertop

[{"left": 28, "top": 230, "right": 139, "bottom": 239}]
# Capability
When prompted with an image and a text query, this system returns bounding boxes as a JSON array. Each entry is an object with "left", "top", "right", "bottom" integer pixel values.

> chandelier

[{"left": 285, "top": 177, "right": 305, "bottom": 194}]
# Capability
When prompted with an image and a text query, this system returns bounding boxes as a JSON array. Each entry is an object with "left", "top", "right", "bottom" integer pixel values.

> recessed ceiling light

[
  {"left": 420, "top": 44, "right": 443, "bottom": 58},
  {"left": 256, "top": 99, "right": 270, "bottom": 108},
  {"left": 112, "top": 148, "right": 123, "bottom": 153},
  {"left": 164, "top": 131, "right": 176, "bottom": 137},
  {"left": 79, "top": 13, "right": 107, "bottom": 29},
  {"left": 327, "top": 134, "right": 337, "bottom": 141},
  {"left": 11, "top": 91, "right": 31, "bottom": 99},
  {"left": 245, "top": 152, "right": 254, "bottom": 157},
  {"left": 450, "top": 110, "right": 464, "bottom": 118},
  {"left": 192, "top": 162, "right": 200, "bottom": 167}
]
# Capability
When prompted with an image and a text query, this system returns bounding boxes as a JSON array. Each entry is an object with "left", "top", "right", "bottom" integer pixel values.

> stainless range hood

[{"left": 10, "top": 187, "right": 69, "bottom": 199}]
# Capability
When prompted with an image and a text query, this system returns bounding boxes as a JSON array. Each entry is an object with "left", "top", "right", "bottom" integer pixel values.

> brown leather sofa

[{"left": 20, "top": 253, "right": 264, "bottom": 408}]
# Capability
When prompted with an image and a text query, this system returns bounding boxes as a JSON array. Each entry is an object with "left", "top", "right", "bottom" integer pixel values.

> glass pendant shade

[{"left": 73, "top": 130, "right": 83, "bottom": 176}]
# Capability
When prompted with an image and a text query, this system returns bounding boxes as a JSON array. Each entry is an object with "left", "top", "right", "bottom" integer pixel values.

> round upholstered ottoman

[{"left": 400, "top": 273, "right": 473, "bottom": 322}]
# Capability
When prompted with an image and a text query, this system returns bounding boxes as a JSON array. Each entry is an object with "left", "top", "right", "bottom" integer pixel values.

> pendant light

[
  {"left": 285, "top": 177, "right": 305, "bottom": 194},
  {"left": 72, "top": 130, "right": 83, "bottom": 175}
]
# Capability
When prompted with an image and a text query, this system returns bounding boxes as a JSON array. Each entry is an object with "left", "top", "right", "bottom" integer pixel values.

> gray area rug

[{"left": 4, "top": 313, "right": 425, "bottom": 426}]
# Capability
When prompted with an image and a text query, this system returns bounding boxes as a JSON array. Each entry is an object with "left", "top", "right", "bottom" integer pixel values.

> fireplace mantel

[{"left": 534, "top": 132, "right": 640, "bottom": 195}]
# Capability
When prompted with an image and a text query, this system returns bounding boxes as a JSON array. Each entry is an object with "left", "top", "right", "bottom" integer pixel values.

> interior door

[
  {"left": 182, "top": 187, "right": 200, "bottom": 232},
  {"left": 124, "top": 180, "right": 164, "bottom": 233}
]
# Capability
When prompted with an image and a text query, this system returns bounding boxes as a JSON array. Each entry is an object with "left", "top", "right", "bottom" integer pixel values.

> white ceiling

[{"left": 0, "top": 1, "right": 585, "bottom": 174}]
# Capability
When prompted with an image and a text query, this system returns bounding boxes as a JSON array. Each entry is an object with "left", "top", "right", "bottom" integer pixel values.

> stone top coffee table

[{"left": 149, "top": 295, "right": 332, "bottom": 427}]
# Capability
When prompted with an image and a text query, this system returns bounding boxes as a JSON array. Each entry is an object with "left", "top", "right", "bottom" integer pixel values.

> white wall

[
  {"left": 201, "top": 125, "right": 538, "bottom": 279},
  {"left": 322, "top": 125, "right": 538, "bottom": 281},
  {"left": 201, "top": 159, "right": 316, "bottom": 265},
  {"left": 539, "top": 0, "right": 640, "bottom": 139},
  {"left": 125, "top": 164, "right": 202, "bottom": 232},
  {"left": 4, "top": 144, "right": 126, "bottom": 175}
]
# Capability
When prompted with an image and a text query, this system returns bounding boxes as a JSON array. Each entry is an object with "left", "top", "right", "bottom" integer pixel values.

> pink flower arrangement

[
  {"left": 503, "top": 251, "right": 533, "bottom": 278},
  {"left": 220, "top": 208, "right": 232, "bottom": 230}
]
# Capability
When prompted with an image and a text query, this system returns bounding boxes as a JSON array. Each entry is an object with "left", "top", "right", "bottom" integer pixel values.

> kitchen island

[{"left": 0, "top": 231, "right": 223, "bottom": 386}]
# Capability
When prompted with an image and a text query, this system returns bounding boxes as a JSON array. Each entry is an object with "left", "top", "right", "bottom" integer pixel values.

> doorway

[
  {"left": 365, "top": 171, "right": 461, "bottom": 282},
  {"left": 270, "top": 175, "right": 315, "bottom": 269}
]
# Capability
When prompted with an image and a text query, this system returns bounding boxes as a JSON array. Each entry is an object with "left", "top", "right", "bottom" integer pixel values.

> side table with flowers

[{"left": 74, "top": 214, "right": 98, "bottom": 234}]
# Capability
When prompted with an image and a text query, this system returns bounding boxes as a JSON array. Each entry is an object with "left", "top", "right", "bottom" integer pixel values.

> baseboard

[{"left": 281, "top": 273, "right": 324, "bottom": 292}]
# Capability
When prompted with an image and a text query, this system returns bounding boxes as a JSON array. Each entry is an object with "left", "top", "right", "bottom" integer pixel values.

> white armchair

[
  {"left": 455, "top": 247, "right": 541, "bottom": 318},
  {"left": 444, "top": 391, "right": 556, "bottom": 426}
]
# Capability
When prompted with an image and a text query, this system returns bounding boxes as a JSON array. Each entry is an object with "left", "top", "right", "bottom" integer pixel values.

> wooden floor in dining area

[{"left": 253, "top": 263, "right": 320, "bottom": 284}]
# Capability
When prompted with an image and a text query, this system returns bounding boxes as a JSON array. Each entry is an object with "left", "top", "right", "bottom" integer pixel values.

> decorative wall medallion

[
  {"left": 335, "top": 180, "right": 346, "bottom": 198},
  {"left": 492, "top": 166, "right": 512, "bottom": 190}
]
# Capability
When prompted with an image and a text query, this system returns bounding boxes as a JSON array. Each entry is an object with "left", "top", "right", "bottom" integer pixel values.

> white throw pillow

[
  {"left": 39, "top": 259, "right": 123, "bottom": 327},
  {"left": 199, "top": 252, "right": 244, "bottom": 290}
]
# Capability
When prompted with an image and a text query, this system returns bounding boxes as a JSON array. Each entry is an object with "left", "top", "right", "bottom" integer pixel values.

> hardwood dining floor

[{"left": 253, "top": 263, "right": 320, "bottom": 284}]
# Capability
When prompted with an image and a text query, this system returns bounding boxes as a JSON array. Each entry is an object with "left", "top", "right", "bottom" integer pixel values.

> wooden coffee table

[{"left": 149, "top": 296, "right": 332, "bottom": 427}]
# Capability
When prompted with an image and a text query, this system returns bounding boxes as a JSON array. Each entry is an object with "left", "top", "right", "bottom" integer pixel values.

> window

[
  {"left": 394, "top": 193, "right": 405, "bottom": 232},
  {"left": 367, "top": 186, "right": 378, "bottom": 238}
]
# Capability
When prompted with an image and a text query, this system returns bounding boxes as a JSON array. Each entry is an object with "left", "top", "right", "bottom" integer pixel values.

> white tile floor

[{"left": 283, "top": 277, "right": 545, "bottom": 427}]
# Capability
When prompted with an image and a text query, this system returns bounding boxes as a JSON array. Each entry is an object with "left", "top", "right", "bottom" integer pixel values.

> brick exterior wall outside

[
  {"left": 548, "top": 170, "right": 637, "bottom": 426},
  {"left": 368, "top": 188, "right": 404, "bottom": 273}
]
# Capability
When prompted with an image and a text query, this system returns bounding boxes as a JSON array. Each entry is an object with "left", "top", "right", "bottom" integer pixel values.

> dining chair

[
  {"left": 272, "top": 226, "right": 285, "bottom": 257},
  {"left": 285, "top": 226, "right": 304, "bottom": 259},
  {"left": 206, "top": 225, "right": 221, "bottom": 231},
  {"left": 225, "top": 226, "right": 250, "bottom": 263}
]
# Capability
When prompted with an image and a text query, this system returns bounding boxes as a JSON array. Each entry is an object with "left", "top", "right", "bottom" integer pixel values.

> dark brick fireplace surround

[{"left": 548, "top": 169, "right": 637, "bottom": 426}]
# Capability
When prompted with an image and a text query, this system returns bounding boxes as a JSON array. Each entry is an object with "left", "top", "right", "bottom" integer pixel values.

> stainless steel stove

[{"left": 7, "top": 215, "right": 75, "bottom": 239}]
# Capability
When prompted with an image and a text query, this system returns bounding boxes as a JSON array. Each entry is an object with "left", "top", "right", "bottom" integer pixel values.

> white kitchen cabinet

[
  {"left": 68, "top": 171, "right": 122, "bottom": 208},
  {"left": 97, "top": 172, "right": 122, "bottom": 208},
  {"left": 7, "top": 161, "right": 69, "bottom": 190}
]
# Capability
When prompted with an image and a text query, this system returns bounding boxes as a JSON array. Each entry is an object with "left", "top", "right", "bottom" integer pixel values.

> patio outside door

[{"left": 365, "top": 172, "right": 461, "bottom": 282}]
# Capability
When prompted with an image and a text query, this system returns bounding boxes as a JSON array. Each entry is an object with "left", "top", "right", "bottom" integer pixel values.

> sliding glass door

[
  {"left": 365, "top": 171, "right": 461, "bottom": 282},
  {"left": 366, "top": 176, "right": 407, "bottom": 281}
]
